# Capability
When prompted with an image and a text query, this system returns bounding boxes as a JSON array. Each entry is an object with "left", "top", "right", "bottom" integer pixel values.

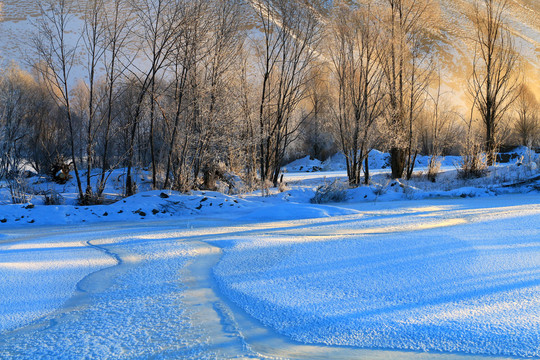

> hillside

[
  {"left": 0, "top": 0, "right": 538, "bottom": 104},
  {"left": 434, "top": 0, "right": 540, "bottom": 103}
]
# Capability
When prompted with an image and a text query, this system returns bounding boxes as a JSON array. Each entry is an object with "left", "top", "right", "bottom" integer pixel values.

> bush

[
  {"left": 43, "top": 190, "right": 64, "bottom": 205},
  {"left": 371, "top": 180, "right": 391, "bottom": 196},
  {"left": 261, "top": 179, "right": 273, "bottom": 197},
  {"left": 521, "top": 149, "right": 540, "bottom": 174},
  {"left": 426, "top": 157, "right": 441, "bottom": 182},
  {"left": 49, "top": 156, "right": 71, "bottom": 184},
  {"left": 78, "top": 192, "right": 105, "bottom": 206},
  {"left": 311, "top": 179, "right": 348, "bottom": 204},
  {"left": 457, "top": 143, "right": 488, "bottom": 179},
  {"left": 8, "top": 177, "right": 31, "bottom": 204}
]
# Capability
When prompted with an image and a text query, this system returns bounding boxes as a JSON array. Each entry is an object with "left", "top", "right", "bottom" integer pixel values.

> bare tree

[
  {"left": 78, "top": 0, "right": 108, "bottom": 202},
  {"left": 403, "top": 28, "right": 432, "bottom": 180},
  {"left": 192, "top": 0, "right": 245, "bottom": 190},
  {"left": 329, "top": 2, "right": 386, "bottom": 186},
  {"left": 96, "top": 0, "right": 134, "bottom": 198},
  {"left": 161, "top": 3, "right": 197, "bottom": 190},
  {"left": 468, "top": 0, "right": 520, "bottom": 165},
  {"left": 514, "top": 84, "right": 539, "bottom": 147},
  {"left": 237, "top": 51, "right": 259, "bottom": 188},
  {"left": 33, "top": 0, "right": 85, "bottom": 201},
  {"left": 146, "top": 0, "right": 246, "bottom": 192},
  {"left": 0, "top": 65, "right": 70, "bottom": 178},
  {"left": 124, "top": 0, "right": 184, "bottom": 195},
  {"left": 21, "top": 67, "right": 67, "bottom": 176},
  {"left": 254, "top": 0, "right": 322, "bottom": 186},
  {"left": 0, "top": 65, "right": 32, "bottom": 178},
  {"left": 423, "top": 67, "right": 461, "bottom": 180},
  {"left": 381, "top": 0, "right": 432, "bottom": 179},
  {"left": 298, "top": 68, "right": 335, "bottom": 162}
]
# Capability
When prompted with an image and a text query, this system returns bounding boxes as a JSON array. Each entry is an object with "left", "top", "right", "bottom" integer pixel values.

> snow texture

[
  {"left": 0, "top": 225, "right": 231, "bottom": 359},
  {"left": 212, "top": 195, "right": 540, "bottom": 358}
]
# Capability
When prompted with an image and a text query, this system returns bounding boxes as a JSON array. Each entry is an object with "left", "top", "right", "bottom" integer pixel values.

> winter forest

[
  {"left": 0, "top": 0, "right": 537, "bottom": 204},
  {"left": 2, "top": 0, "right": 540, "bottom": 359}
]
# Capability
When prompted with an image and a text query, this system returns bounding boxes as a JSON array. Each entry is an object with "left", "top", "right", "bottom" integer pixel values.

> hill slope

[{"left": 0, "top": 0, "right": 538, "bottom": 102}]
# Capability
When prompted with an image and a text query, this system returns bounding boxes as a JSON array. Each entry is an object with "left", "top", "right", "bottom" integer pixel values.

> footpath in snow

[{"left": 0, "top": 220, "right": 255, "bottom": 358}]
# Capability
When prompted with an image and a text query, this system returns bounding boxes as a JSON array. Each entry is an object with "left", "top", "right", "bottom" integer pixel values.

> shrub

[
  {"left": 521, "top": 149, "right": 540, "bottom": 174},
  {"left": 372, "top": 180, "right": 391, "bottom": 196},
  {"left": 311, "top": 179, "right": 347, "bottom": 204},
  {"left": 426, "top": 157, "right": 441, "bottom": 182},
  {"left": 261, "top": 179, "right": 273, "bottom": 197},
  {"left": 43, "top": 190, "right": 64, "bottom": 205},
  {"left": 78, "top": 192, "right": 104, "bottom": 206},
  {"left": 457, "top": 143, "right": 488, "bottom": 179},
  {"left": 8, "top": 177, "right": 31, "bottom": 204},
  {"left": 49, "top": 156, "right": 71, "bottom": 184}
]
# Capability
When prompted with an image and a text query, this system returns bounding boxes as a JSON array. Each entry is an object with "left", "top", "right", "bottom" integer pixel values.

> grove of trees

[{"left": 0, "top": 0, "right": 538, "bottom": 203}]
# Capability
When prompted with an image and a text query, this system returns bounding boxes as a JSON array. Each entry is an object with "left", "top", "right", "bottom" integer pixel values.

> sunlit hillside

[
  {"left": 321, "top": 0, "right": 540, "bottom": 107},
  {"left": 0, "top": 0, "right": 538, "bottom": 106},
  {"left": 432, "top": 0, "right": 540, "bottom": 104}
]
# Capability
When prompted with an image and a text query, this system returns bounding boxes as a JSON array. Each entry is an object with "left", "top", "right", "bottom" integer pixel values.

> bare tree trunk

[
  {"left": 97, "top": 0, "right": 132, "bottom": 198},
  {"left": 364, "top": 156, "right": 370, "bottom": 185},
  {"left": 124, "top": 0, "right": 183, "bottom": 195},
  {"left": 329, "top": 3, "right": 386, "bottom": 186},
  {"left": 382, "top": 0, "right": 431, "bottom": 179},
  {"left": 164, "top": 58, "right": 189, "bottom": 189},
  {"left": 81, "top": 0, "right": 109, "bottom": 203}
]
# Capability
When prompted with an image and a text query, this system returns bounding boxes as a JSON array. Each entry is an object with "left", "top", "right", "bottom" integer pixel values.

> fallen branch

[{"left": 502, "top": 174, "right": 540, "bottom": 188}]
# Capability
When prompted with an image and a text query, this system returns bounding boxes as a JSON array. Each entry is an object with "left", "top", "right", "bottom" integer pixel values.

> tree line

[{"left": 0, "top": 0, "right": 538, "bottom": 203}]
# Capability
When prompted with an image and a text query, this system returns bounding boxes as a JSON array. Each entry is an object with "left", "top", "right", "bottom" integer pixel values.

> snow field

[
  {"left": 0, "top": 195, "right": 539, "bottom": 358},
  {"left": 0, "top": 224, "right": 231, "bottom": 359},
  {"left": 0, "top": 149, "right": 539, "bottom": 358},
  {"left": 0, "top": 230, "right": 117, "bottom": 333},
  {"left": 212, "top": 195, "right": 540, "bottom": 358}
]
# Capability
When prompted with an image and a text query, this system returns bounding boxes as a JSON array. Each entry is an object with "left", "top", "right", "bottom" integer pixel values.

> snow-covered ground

[
  {"left": 1, "top": 194, "right": 539, "bottom": 358},
  {"left": 213, "top": 194, "right": 540, "bottom": 358},
  {"left": 1, "top": 149, "right": 539, "bottom": 358},
  {"left": 283, "top": 149, "right": 462, "bottom": 173}
]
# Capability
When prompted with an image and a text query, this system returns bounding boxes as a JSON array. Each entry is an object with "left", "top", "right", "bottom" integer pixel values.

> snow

[
  {"left": 0, "top": 149, "right": 539, "bottom": 358},
  {"left": 1, "top": 194, "right": 539, "bottom": 358},
  {"left": 319, "top": 150, "right": 392, "bottom": 171},
  {"left": 0, "top": 189, "right": 250, "bottom": 227},
  {"left": 0, "top": 231, "right": 116, "bottom": 332},
  {"left": 286, "top": 150, "right": 463, "bottom": 174},
  {"left": 284, "top": 156, "right": 324, "bottom": 172},
  {"left": 0, "top": 223, "right": 228, "bottom": 358},
  {"left": 212, "top": 195, "right": 540, "bottom": 357}
]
